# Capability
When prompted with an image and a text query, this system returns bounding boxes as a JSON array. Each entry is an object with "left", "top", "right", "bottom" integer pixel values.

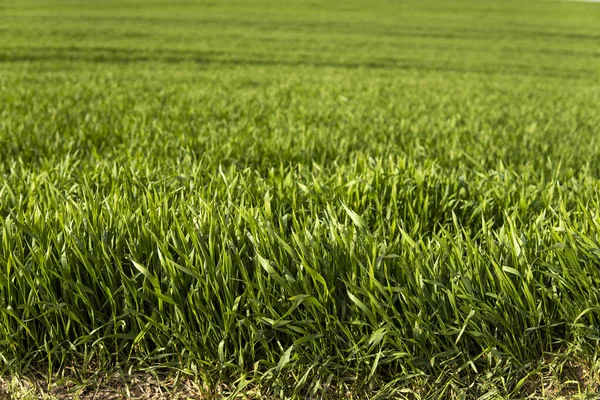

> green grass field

[{"left": 1, "top": 0, "right": 600, "bottom": 398}]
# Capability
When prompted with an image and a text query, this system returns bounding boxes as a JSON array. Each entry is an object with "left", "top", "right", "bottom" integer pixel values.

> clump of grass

[{"left": 2, "top": 153, "right": 600, "bottom": 397}]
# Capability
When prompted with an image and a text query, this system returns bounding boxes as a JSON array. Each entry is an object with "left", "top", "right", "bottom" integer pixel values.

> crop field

[{"left": 1, "top": 0, "right": 600, "bottom": 398}]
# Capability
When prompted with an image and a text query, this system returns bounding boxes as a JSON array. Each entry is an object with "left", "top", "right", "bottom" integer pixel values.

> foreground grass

[{"left": 1, "top": 0, "right": 600, "bottom": 398}]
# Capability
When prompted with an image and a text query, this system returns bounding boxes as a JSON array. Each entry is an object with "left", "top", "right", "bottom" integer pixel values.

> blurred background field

[{"left": 0, "top": 0, "right": 599, "bottom": 76}]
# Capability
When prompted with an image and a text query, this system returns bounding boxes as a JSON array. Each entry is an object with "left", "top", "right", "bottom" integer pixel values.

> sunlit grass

[{"left": 1, "top": 0, "right": 600, "bottom": 398}]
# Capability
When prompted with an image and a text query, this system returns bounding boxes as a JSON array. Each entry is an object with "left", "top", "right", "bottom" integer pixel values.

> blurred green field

[
  {"left": 1, "top": 0, "right": 600, "bottom": 76},
  {"left": 1, "top": 0, "right": 600, "bottom": 398}
]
